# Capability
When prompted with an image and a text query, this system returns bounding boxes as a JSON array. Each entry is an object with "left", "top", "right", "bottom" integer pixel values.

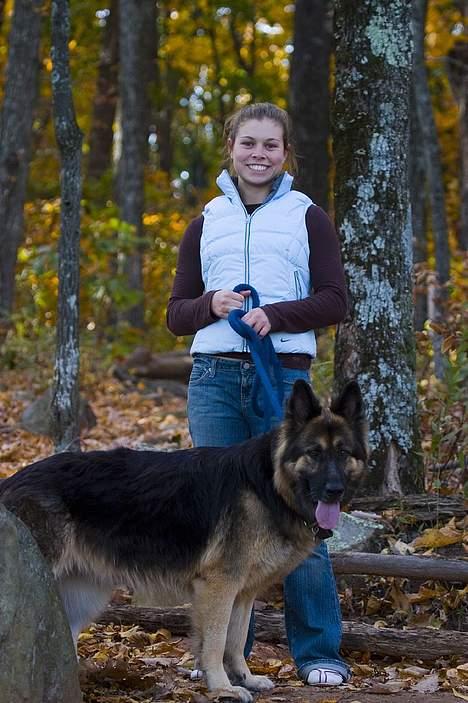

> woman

[{"left": 167, "top": 102, "right": 350, "bottom": 686}]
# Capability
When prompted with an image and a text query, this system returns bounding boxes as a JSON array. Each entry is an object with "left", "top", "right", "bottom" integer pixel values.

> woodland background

[
  {"left": 0, "top": 0, "right": 465, "bottom": 481},
  {"left": 0, "top": 1, "right": 467, "bottom": 701}
]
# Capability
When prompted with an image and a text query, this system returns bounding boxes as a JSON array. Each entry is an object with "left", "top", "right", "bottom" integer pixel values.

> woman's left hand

[{"left": 242, "top": 307, "right": 271, "bottom": 337}]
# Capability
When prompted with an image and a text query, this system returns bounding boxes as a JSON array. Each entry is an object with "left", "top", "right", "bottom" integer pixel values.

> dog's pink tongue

[{"left": 315, "top": 501, "right": 340, "bottom": 530}]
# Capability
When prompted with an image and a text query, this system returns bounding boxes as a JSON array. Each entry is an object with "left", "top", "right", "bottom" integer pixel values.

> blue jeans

[{"left": 187, "top": 354, "right": 350, "bottom": 681}]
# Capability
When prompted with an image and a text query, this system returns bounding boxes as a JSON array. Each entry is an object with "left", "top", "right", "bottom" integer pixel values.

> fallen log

[
  {"left": 116, "top": 347, "right": 192, "bottom": 384},
  {"left": 331, "top": 552, "right": 468, "bottom": 583},
  {"left": 98, "top": 605, "right": 468, "bottom": 659},
  {"left": 350, "top": 493, "right": 465, "bottom": 520}
]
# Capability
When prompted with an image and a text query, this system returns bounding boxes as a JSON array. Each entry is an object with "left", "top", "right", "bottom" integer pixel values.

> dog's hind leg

[
  {"left": 224, "top": 593, "right": 274, "bottom": 692},
  {"left": 58, "top": 574, "right": 113, "bottom": 650},
  {"left": 192, "top": 577, "right": 253, "bottom": 703}
]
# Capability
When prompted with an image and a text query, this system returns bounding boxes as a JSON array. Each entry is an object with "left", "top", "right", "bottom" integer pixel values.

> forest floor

[{"left": 0, "top": 366, "right": 467, "bottom": 703}]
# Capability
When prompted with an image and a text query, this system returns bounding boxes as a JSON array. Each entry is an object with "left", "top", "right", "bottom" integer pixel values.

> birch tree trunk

[
  {"left": 333, "top": 1, "right": 422, "bottom": 495},
  {"left": 0, "top": 0, "right": 43, "bottom": 329},
  {"left": 289, "top": 0, "right": 332, "bottom": 209},
  {"left": 50, "top": 0, "right": 83, "bottom": 452}
]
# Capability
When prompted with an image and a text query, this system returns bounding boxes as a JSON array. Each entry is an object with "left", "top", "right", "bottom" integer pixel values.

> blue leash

[{"left": 228, "top": 284, "right": 284, "bottom": 430}]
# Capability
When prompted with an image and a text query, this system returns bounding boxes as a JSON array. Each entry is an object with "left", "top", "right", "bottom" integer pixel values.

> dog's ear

[
  {"left": 331, "top": 381, "right": 368, "bottom": 462},
  {"left": 286, "top": 380, "right": 322, "bottom": 426}
]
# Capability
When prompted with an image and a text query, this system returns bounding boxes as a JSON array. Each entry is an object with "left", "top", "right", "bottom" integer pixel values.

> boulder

[
  {"left": 0, "top": 506, "right": 82, "bottom": 703},
  {"left": 328, "top": 511, "right": 385, "bottom": 553},
  {"left": 20, "top": 386, "right": 96, "bottom": 437}
]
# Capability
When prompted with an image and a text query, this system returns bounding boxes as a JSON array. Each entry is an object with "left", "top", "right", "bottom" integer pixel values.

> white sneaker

[{"left": 306, "top": 668, "right": 345, "bottom": 686}]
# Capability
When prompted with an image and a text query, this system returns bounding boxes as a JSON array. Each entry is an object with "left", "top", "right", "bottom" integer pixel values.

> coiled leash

[{"left": 228, "top": 284, "right": 284, "bottom": 430}]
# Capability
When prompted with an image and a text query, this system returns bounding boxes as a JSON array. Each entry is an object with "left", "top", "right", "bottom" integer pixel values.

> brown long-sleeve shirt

[{"left": 167, "top": 204, "right": 347, "bottom": 342}]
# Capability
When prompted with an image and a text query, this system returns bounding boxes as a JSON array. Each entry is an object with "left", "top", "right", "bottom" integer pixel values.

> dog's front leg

[
  {"left": 224, "top": 593, "right": 274, "bottom": 692},
  {"left": 192, "top": 577, "right": 253, "bottom": 703}
]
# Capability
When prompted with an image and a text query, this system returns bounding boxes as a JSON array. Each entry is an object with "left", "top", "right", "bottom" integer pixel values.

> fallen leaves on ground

[{"left": 1, "top": 366, "right": 467, "bottom": 701}]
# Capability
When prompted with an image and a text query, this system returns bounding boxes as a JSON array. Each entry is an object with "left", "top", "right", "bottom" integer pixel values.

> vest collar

[{"left": 216, "top": 169, "right": 294, "bottom": 207}]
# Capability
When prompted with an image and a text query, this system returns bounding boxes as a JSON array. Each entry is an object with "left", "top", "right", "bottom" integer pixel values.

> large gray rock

[
  {"left": 0, "top": 506, "right": 82, "bottom": 703},
  {"left": 20, "top": 386, "right": 96, "bottom": 437},
  {"left": 328, "top": 511, "right": 385, "bottom": 553}
]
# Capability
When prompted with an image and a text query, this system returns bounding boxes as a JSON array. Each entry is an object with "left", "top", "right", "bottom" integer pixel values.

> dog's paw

[
  {"left": 243, "top": 674, "right": 274, "bottom": 691},
  {"left": 212, "top": 685, "right": 253, "bottom": 702}
]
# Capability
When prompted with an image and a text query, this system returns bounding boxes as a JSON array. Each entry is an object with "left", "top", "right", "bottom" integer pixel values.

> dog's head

[{"left": 274, "top": 380, "right": 368, "bottom": 531}]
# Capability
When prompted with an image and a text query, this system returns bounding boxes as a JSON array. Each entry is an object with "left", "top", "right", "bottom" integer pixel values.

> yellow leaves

[
  {"left": 409, "top": 518, "right": 465, "bottom": 550},
  {"left": 169, "top": 216, "right": 186, "bottom": 234},
  {"left": 142, "top": 214, "right": 161, "bottom": 226},
  {"left": 407, "top": 583, "right": 447, "bottom": 604},
  {"left": 426, "top": 0, "right": 463, "bottom": 58}
]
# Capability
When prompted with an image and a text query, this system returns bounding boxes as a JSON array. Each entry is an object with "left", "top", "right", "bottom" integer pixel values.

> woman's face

[{"left": 228, "top": 118, "right": 288, "bottom": 203}]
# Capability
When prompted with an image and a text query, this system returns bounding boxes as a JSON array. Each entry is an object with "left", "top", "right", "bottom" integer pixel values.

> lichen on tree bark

[{"left": 333, "top": 0, "right": 422, "bottom": 494}]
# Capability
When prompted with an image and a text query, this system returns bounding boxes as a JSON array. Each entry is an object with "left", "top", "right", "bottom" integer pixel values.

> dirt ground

[{"left": 256, "top": 688, "right": 460, "bottom": 702}]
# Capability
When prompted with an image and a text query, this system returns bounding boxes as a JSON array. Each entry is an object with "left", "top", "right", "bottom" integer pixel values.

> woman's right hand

[{"left": 211, "top": 289, "right": 250, "bottom": 318}]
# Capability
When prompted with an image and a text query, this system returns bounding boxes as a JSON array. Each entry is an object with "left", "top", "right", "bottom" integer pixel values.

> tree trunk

[
  {"left": 98, "top": 605, "right": 468, "bottom": 659},
  {"left": 289, "top": 0, "right": 332, "bottom": 210},
  {"left": 87, "top": 0, "right": 119, "bottom": 181},
  {"left": 412, "top": 0, "right": 451, "bottom": 379},
  {"left": 50, "top": 0, "right": 83, "bottom": 453},
  {"left": 117, "top": 0, "right": 152, "bottom": 329},
  {"left": 448, "top": 0, "right": 468, "bottom": 252},
  {"left": 0, "top": 0, "right": 43, "bottom": 329},
  {"left": 409, "top": 85, "right": 428, "bottom": 331},
  {"left": 332, "top": 1, "right": 421, "bottom": 495}
]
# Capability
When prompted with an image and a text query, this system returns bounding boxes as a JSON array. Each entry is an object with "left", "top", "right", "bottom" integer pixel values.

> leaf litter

[{"left": 0, "top": 367, "right": 466, "bottom": 701}]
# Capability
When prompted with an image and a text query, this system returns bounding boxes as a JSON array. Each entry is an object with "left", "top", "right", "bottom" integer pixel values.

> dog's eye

[
  {"left": 338, "top": 448, "right": 350, "bottom": 458},
  {"left": 308, "top": 447, "right": 322, "bottom": 459}
]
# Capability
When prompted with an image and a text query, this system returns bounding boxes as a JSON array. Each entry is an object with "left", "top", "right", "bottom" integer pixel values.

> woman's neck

[{"left": 237, "top": 181, "right": 270, "bottom": 205}]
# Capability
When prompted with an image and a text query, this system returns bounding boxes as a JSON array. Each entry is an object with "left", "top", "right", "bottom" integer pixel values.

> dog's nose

[{"left": 323, "top": 484, "right": 344, "bottom": 501}]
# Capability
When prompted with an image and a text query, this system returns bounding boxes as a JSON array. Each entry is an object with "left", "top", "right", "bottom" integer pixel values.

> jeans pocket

[{"left": 189, "top": 358, "right": 214, "bottom": 386}]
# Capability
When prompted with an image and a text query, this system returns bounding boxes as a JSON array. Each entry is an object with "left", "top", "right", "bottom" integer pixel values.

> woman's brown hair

[{"left": 223, "top": 102, "right": 298, "bottom": 175}]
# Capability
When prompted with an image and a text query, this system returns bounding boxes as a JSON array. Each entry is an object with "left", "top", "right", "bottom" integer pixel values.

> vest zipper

[
  {"left": 243, "top": 212, "right": 250, "bottom": 353},
  {"left": 242, "top": 202, "right": 269, "bottom": 353}
]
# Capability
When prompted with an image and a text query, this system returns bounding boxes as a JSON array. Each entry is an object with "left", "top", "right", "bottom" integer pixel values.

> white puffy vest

[{"left": 190, "top": 170, "right": 317, "bottom": 357}]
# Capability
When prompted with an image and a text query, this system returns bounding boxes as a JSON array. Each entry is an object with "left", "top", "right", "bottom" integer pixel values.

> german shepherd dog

[{"left": 0, "top": 380, "right": 367, "bottom": 702}]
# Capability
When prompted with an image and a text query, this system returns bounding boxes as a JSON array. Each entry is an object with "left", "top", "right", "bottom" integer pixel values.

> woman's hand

[
  {"left": 211, "top": 289, "right": 250, "bottom": 318},
  {"left": 242, "top": 307, "right": 271, "bottom": 337}
]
